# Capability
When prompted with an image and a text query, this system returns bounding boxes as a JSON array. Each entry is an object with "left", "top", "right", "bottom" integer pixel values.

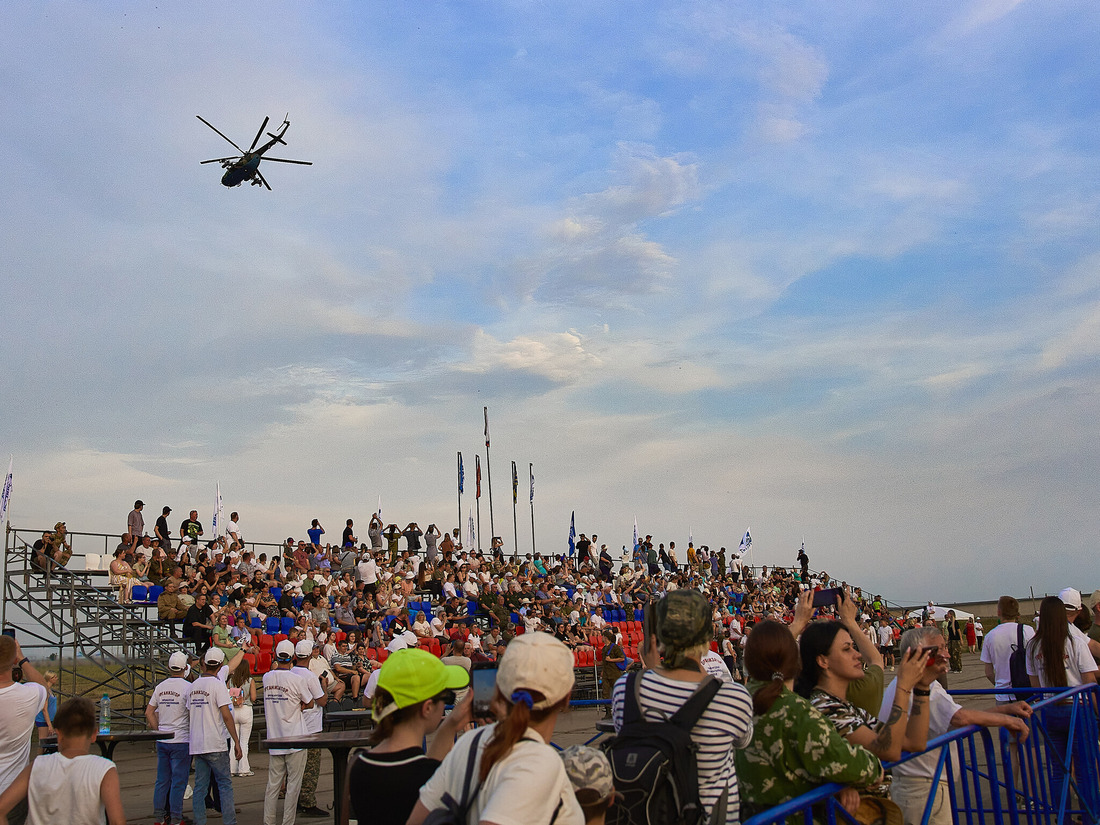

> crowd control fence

[{"left": 742, "top": 684, "right": 1100, "bottom": 825}]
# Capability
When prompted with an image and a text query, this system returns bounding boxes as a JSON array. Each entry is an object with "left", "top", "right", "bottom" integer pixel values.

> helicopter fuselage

[{"left": 220, "top": 155, "right": 263, "bottom": 187}]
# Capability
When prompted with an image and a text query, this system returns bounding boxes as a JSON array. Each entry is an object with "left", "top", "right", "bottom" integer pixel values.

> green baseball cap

[{"left": 374, "top": 648, "right": 470, "bottom": 721}]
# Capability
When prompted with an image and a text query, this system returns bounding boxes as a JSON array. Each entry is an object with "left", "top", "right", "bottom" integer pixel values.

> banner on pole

[
  {"left": 568, "top": 510, "right": 576, "bottom": 556},
  {"left": 529, "top": 464, "right": 534, "bottom": 502},
  {"left": 212, "top": 482, "right": 224, "bottom": 539},
  {"left": 458, "top": 452, "right": 464, "bottom": 494},
  {"left": 475, "top": 455, "right": 482, "bottom": 498},
  {"left": 511, "top": 461, "right": 518, "bottom": 503},
  {"left": 0, "top": 456, "right": 12, "bottom": 527},
  {"left": 468, "top": 508, "right": 476, "bottom": 549},
  {"left": 484, "top": 406, "right": 490, "bottom": 448},
  {"left": 738, "top": 529, "right": 752, "bottom": 557}
]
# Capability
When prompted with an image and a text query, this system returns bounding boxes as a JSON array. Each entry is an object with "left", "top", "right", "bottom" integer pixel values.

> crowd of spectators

[{"left": 10, "top": 505, "right": 1100, "bottom": 825}]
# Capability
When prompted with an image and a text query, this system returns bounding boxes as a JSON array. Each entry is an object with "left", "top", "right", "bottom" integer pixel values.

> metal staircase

[{"left": 2, "top": 526, "right": 185, "bottom": 728}]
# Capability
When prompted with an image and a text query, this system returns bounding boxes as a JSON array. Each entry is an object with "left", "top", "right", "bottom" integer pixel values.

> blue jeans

[
  {"left": 153, "top": 741, "right": 191, "bottom": 820},
  {"left": 1043, "top": 703, "right": 1100, "bottom": 816},
  {"left": 193, "top": 750, "right": 236, "bottom": 825}
]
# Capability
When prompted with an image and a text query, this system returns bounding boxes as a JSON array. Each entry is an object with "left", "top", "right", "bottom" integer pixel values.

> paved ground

[{"left": 44, "top": 648, "right": 999, "bottom": 824}]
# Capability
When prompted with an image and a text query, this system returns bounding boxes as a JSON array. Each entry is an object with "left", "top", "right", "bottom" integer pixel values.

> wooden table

[
  {"left": 41, "top": 729, "right": 172, "bottom": 760},
  {"left": 263, "top": 729, "right": 372, "bottom": 825}
]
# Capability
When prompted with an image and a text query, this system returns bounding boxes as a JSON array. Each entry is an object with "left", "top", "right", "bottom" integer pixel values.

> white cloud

[{"left": 464, "top": 329, "right": 601, "bottom": 382}]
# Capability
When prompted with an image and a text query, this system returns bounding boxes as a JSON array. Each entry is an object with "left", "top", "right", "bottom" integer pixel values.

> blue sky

[{"left": 2, "top": 0, "right": 1098, "bottom": 603}]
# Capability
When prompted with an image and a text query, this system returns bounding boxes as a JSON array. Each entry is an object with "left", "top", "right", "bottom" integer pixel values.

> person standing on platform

[
  {"left": 290, "top": 641, "right": 327, "bottom": 819},
  {"left": 128, "top": 500, "right": 145, "bottom": 551},
  {"left": 0, "top": 637, "right": 49, "bottom": 825},
  {"left": 263, "top": 640, "right": 313, "bottom": 825},
  {"left": 146, "top": 651, "right": 193, "bottom": 825},
  {"left": 155, "top": 506, "right": 173, "bottom": 554},
  {"left": 187, "top": 648, "right": 242, "bottom": 825}
]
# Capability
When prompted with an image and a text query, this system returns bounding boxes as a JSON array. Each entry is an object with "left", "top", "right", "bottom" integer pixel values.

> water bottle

[{"left": 99, "top": 693, "right": 111, "bottom": 734}]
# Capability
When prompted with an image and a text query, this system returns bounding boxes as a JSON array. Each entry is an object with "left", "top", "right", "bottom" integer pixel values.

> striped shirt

[{"left": 612, "top": 670, "right": 754, "bottom": 825}]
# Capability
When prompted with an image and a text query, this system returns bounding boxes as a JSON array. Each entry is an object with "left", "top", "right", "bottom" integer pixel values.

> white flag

[
  {"left": 212, "top": 482, "right": 224, "bottom": 538},
  {"left": 377, "top": 495, "right": 382, "bottom": 518},
  {"left": 738, "top": 529, "right": 751, "bottom": 556},
  {"left": 0, "top": 456, "right": 12, "bottom": 527},
  {"left": 468, "top": 507, "right": 476, "bottom": 549}
]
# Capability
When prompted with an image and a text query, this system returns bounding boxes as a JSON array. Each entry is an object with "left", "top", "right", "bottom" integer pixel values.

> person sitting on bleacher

[{"left": 158, "top": 579, "right": 189, "bottom": 634}]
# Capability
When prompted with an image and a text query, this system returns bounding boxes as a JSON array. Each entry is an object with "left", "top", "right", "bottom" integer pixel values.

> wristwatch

[{"left": 17, "top": 658, "right": 29, "bottom": 667}]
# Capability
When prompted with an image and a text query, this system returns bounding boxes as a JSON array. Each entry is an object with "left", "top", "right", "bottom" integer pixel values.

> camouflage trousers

[{"left": 299, "top": 748, "right": 321, "bottom": 807}]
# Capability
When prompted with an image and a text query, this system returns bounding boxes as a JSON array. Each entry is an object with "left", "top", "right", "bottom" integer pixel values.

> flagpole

[
  {"left": 511, "top": 460, "right": 518, "bottom": 560},
  {"left": 529, "top": 463, "right": 535, "bottom": 559},
  {"left": 484, "top": 407, "right": 495, "bottom": 546},
  {"left": 475, "top": 455, "right": 483, "bottom": 553}
]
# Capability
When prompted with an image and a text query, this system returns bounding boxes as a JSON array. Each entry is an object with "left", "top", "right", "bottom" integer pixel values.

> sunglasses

[{"left": 434, "top": 689, "right": 457, "bottom": 706}]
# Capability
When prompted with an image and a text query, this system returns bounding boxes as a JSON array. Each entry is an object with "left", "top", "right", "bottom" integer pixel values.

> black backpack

[
  {"left": 1008, "top": 623, "right": 1034, "bottom": 702},
  {"left": 602, "top": 671, "right": 724, "bottom": 825}
]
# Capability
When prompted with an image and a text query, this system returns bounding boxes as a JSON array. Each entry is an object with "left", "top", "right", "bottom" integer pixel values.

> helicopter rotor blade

[
  {"left": 248, "top": 116, "right": 270, "bottom": 153},
  {"left": 255, "top": 169, "right": 272, "bottom": 191},
  {"left": 262, "top": 158, "right": 313, "bottom": 165},
  {"left": 200, "top": 156, "right": 240, "bottom": 164},
  {"left": 196, "top": 115, "right": 244, "bottom": 153}
]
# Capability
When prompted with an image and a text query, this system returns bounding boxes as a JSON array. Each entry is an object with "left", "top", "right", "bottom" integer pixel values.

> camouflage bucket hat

[{"left": 655, "top": 589, "right": 711, "bottom": 650}]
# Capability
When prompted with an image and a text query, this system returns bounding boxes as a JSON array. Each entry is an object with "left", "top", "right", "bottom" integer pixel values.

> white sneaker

[{"left": 183, "top": 784, "right": 193, "bottom": 800}]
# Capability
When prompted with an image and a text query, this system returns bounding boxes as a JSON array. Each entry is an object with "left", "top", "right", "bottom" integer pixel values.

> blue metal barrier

[{"left": 742, "top": 684, "right": 1100, "bottom": 825}]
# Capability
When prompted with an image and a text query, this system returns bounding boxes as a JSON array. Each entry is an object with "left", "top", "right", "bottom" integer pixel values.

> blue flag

[
  {"left": 458, "top": 452, "right": 464, "bottom": 494},
  {"left": 568, "top": 511, "right": 576, "bottom": 556}
]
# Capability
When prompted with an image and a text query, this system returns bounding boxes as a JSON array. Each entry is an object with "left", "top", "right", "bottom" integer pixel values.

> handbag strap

[{"left": 457, "top": 727, "right": 488, "bottom": 811}]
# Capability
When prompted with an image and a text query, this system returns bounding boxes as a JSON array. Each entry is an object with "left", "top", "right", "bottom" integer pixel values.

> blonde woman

[
  {"left": 226, "top": 656, "right": 257, "bottom": 777},
  {"left": 108, "top": 548, "right": 136, "bottom": 603}
]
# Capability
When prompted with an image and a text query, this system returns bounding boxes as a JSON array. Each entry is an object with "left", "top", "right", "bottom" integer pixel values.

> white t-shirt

[
  {"left": 186, "top": 674, "right": 232, "bottom": 755},
  {"left": 419, "top": 723, "right": 584, "bottom": 825},
  {"left": 362, "top": 669, "right": 381, "bottom": 702},
  {"left": 0, "top": 681, "right": 48, "bottom": 793},
  {"left": 980, "top": 621, "right": 1035, "bottom": 701},
  {"left": 881, "top": 678, "right": 961, "bottom": 779},
  {"left": 357, "top": 558, "right": 377, "bottom": 584},
  {"left": 263, "top": 668, "right": 312, "bottom": 755},
  {"left": 26, "top": 752, "right": 114, "bottom": 825},
  {"left": 148, "top": 676, "right": 192, "bottom": 744},
  {"left": 290, "top": 666, "right": 325, "bottom": 734},
  {"left": 700, "top": 650, "right": 734, "bottom": 682},
  {"left": 1026, "top": 633, "right": 1098, "bottom": 687}
]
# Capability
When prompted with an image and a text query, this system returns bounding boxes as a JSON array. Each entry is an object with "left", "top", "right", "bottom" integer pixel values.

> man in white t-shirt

[
  {"left": 264, "top": 640, "right": 314, "bottom": 825},
  {"left": 0, "top": 637, "right": 49, "bottom": 825},
  {"left": 146, "top": 651, "right": 193, "bottom": 825},
  {"left": 699, "top": 647, "right": 734, "bottom": 682},
  {"left": 883, "top": 627, "right": 1030, "bottom": 825},
  {"left": 981, "top": 596, "right": 1036, "bottom": 703},
  {"left": 291, "top": 641, "right": 327, "bottom": 818},
  {"left": 187, "top": 647, "right": 243, "bottom": 825}
]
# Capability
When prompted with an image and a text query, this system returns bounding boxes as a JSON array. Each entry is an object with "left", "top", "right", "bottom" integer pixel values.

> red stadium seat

[
  {"left": 257, "top": 651, "right": 271, "bottom": 673},
  {"left": 365, "top": 647, "right": 379, "bottom": 660},
  {"left": 258, "top": 635, "right": 273, "bottom": 651},
  {"left": 376, "top": 648, "right": 389, "bottom": 663},
  {"left": 428, "top": 638, "right": 442, "bottom": 657}
]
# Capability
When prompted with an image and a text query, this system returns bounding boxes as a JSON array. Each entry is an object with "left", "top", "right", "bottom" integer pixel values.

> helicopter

[{"left": 197, "top": 114, "right": 312, "bottom": 190}]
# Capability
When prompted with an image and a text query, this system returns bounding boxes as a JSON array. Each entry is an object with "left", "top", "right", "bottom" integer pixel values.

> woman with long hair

[
  {"left": 1026, "top": 595, "right": 1099, "bottom": 812},
  {"left": 736, "top": 620, "right": 883, "bottom": 820},
  {"left": 795, "top": 620, "right": 936, "bottom": 762},
  {"left": 409, "top": 632, "right": 585, "bottom": 825},
  {"left": 226, "top": 656, "right": 256, "bottom": 776},
  {"left": 345, "top": 648, "right": 470, "bottom": 825}
]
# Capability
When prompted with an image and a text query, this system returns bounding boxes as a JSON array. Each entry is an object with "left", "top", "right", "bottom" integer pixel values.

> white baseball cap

[
  {"left": 275, "top": 640, "right": 296, "bottom": 661},
  {"left": 1059, "top": 587, "right": 1083, "bottom": 609},
  {"left": 497, "top": 632, "right": 575, "bottom": 710},
  {"left": 203, "top": 647, "right": 225, "bottom": 665},
  {"left": 168, "top": 651, "right": 189, "bottom": 671},
  {"left": 295, "top": 639, "right": 314, "bottom": 658}
]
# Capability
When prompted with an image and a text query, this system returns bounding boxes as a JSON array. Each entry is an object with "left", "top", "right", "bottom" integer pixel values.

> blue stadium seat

[
  {"left": 147, "top": 585, "right": 164, "bottom": 603},
  {"left": 270, "top": 587, "right": 282, "bottom": 602},
  {"left": 265, "top": 617, "right": 281, "bottom": 634},
  {"left": 280, "top": 617, "right": 295, "bottom": 634},
  {"left": 634, "top": 608, "right": 644, "bottom": 622},
  {"left": 251, "top": 617, "right": 262, "bottom": 629},
  {"left": 131, "top": 585, "right": 147, "bottom": 602}
]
